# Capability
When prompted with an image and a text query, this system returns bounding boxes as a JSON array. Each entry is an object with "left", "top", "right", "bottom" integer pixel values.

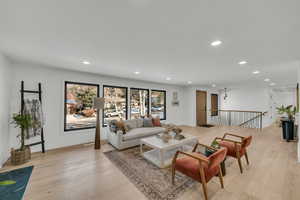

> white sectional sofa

[{"left": 107, "top": 118, "right": 165, "bottom": 150}]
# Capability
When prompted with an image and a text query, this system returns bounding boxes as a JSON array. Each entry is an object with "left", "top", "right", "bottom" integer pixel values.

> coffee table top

[{"left": 140, "top": 133, "right": 198, "bottom": 150}]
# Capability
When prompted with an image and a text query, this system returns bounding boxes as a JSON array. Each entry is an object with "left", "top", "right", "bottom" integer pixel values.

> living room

[{"left": 1, "top": 1, "right": 300, "bottom": 200}]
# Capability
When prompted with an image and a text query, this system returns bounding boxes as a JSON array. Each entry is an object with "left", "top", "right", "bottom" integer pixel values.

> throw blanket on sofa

[{"left": 23, "top": 99, "right": 44, "bottom": 139}]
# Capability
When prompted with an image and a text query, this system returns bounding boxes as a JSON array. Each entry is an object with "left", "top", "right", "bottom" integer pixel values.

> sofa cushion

[
  {"left": 124, "top": 119, "right": 138, "bottom": 130},
  {"left": 123, "top": 127, "right": 165, "bottom": 141},
  {"left": 136, "top": 119, "right": 144, "bottom": 128}
]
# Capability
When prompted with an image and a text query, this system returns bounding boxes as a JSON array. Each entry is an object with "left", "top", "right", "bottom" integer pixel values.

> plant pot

[
  {"left": 11, "top": 146, "right": 31, "bottom": 165},
  {"left": 281, "top": 119, "right": 294, "bottom": 142}
]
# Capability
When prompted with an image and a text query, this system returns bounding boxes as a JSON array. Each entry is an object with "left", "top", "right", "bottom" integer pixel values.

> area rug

[
  {"left": 104, "top": 147, "right": 195, "bottom": 200},
  {"left": 199, "top": 124, "right": 215, "bottom": 128},
  {"left": 0, "top": 166, "right": 33, "bottom": 200}
]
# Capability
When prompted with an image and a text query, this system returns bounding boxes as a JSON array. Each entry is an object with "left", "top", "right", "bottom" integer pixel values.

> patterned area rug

[
  {"left": 104, "top": 147, "right": 195, "bottom": 200},
  {"left": 0, "top": 166, "right": 33, "bottom": 200}
]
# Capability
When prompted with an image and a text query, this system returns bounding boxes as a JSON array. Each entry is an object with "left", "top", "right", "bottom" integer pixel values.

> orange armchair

[
  {"left": 215, "top": 133, "right": 252, "bottom": 174},
  {"left": 172, "top": 143, "right": 227, "bottom": 200}
]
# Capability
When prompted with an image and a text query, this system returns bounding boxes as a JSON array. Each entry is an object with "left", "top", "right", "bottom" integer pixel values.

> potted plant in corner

[
  {"left": 276, "top": 105, "right": 297, "bottom": 142},
  {"left": 10, "top": 113, "right": 33, "bottom": 165}
]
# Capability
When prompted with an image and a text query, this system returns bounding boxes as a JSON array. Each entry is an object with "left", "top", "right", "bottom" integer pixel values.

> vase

[
  {"left": 161, "top": 132, "right": 171, "bottom": 143},
  {"left": 281, "top": 119, "right": 294, "bottom": 142}
]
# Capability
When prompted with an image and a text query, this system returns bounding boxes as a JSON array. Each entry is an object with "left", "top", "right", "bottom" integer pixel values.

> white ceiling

[{"left": 0, "top": 0, "right": 299, "bottom": 87}]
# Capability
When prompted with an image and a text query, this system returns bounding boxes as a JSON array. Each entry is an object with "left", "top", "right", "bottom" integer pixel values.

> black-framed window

[
  {"left": 130, "top": 88, "right": 149, "bottom": 119},
  {"left": 64, "top": 81, "right": 99, "bottom": 131},
  {"left": 103, "top": 85, "right": 128, "bottom": 126},
  {"left": 151, "top": 90, "right": 166, "bottom": 120}
]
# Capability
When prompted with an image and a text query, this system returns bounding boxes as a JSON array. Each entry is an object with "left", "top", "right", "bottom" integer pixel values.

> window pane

[
  {"left": 151, "top": 90, "right": 166, "bottom": 120},
  {"left": 65, "top": 82, "right": 99, "bottom": 131},
  {"left": 130, "top": 89, "right": 149, "bottom": 119},
  {"left": 103, "top": 86, "right": 127, "bottom": 126}
]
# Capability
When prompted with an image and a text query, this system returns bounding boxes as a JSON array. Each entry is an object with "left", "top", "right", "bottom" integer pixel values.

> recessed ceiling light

[
  {"left": 82, "top": 60, "right": 91, "bottom": 65},
  {"left": 134, "top": 71, "right": 140, "bottom": 75},
  {"left": 211, "top": 40, "right": 222, "bottom": 47},
  {"left": 238, "top": 61, "right": 247, "bottom": 65},
  {"left": 212, "top": 84, "right": 216, "bottom": 87},
  {"left": 187, "top": 81, "right": 192, "bottom": 84},
  {"left": 166, "top": 77, "right": 171, "bottom": 81},
  {"left": 264, "top": 78, "right": 270, "bottom": 82},
  {"left": 252, "top": 70, "right": 260, "bottom": 74},
  {"left": 270, "top": 82, "right": 276, "bottom": 86}
]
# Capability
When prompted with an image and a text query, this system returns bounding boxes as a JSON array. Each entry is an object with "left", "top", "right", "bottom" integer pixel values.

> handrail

[
  {"left": 239, "top": 111, "right": 267, "bottom": 131},
  {"left": 210, "top": 109, "right": 262, "bottom": 113}
]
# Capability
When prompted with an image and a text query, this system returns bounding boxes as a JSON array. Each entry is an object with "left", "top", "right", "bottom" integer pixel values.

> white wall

[
  {"left": 298, "top": 67, "right": 300, "bottom": 162},
  {"left": 220, "top": 87, "right": 269, "bottom": 111},
  {"left": 183, "top": 86, "right": 220, "bottom": 126},
  {"left": 9, "top": 61, "right": 188, "bottom": 152},
  {"left": 0, "top": 53, "right": 12, "bottom": 167},
  {"left": 269, "top": 88, "right": 296, "bottom": 123},
  {"left": 220, "top": 87, "right": 272, "bottom": 127}
]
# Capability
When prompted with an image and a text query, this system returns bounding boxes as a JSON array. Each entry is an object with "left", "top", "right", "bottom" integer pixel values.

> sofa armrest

[{"left": 107, "top": 129, "right": 123, "bottom": 141}]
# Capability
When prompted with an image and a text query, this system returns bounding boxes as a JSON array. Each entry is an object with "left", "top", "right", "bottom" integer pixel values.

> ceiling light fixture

[
  {"left": 166, "top": 77, "right": 171, "bottom": 81},
  {"left": 212, "top": 84, "right": 216, "bottom": 87},
  {"left": 264, "top": 78, "right": 270, "bottom": 82},
  {"left": 252, "top": 70, "right": 260, "bottom": 74},
  {"left": 187, "top": 81, "right": 192, "bottom": 84},
  {"left": 238, "top": 61, "right": 247, "bottom": 65},
  {"left": 134, "top": 71, "right": 140, "bottom": 75},
  {"left": 211, "top": 40, "right": 222, "bottom": 47},
  {"left": 270, "top": 82, "right": 276, "bottom": 86},
  {"left": 82, "top": 60, "right": 91, "bottom": 65}
]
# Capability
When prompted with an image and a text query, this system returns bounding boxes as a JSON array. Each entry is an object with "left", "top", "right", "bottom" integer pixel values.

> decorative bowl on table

[
  {"left": 172, "top": 127, "right": 185, "bottom": 140},
  {"left": 174, "top": 134, "right": 185, "bottom": 140}
]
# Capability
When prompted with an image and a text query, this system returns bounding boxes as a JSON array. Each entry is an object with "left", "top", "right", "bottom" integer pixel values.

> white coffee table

[{"left": 140, "top": 133, "right": 198, "bottom": 168}]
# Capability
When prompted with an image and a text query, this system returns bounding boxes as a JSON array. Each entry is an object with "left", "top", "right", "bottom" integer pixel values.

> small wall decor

[
  {"left": 223, "top": 88, "right": 228, "bottom": 100},
  {"left": 297, "top": 83, "right": 299, "bottom": 112},
  {"left": 172, "top": 91, "right": 179, "bottom": 106}
]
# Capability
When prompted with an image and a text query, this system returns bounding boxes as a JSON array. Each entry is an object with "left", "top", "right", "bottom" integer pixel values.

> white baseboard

[{"left": 0, "top": 152, "right": 10, "bottom": 168}]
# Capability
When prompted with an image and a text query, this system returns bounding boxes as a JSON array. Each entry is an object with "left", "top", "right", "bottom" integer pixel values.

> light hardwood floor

[{"left": 1, "top": 125, "right": 300, "bottom": 200}]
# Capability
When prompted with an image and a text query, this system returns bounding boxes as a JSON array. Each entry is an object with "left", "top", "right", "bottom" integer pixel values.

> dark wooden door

[
  {"left": 211, "top": 94, "right": 218, "bottom": 116},
  {"left": 196, "top": 91, "right": 207, "bottom": 126}
]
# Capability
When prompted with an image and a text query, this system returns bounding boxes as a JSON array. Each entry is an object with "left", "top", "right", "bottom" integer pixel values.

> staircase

[{"left": 209, "top": 110, "right": 267, "bottom": 131}]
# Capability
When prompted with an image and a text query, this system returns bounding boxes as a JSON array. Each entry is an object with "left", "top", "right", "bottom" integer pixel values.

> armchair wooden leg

[
  {"left": 199, "top": 164, "right": 208, "bottom": 200},
  {"left": 218, "top": 165, "right": 224, "bottom": 189},
  {"left": 245, "top": 151, "right": 249, "bottom": 165},
  {"left": 237, "top": 157, "right": 243, "bottom": 174},
  {"left": 236, "top": 146, "right": 243, "bottom": 174},
  {"left": 171, "top": 152, "right": 179, "bottom": 185},
  {"left": 171, "top": 164, "right": 175, "bottom": 185}
]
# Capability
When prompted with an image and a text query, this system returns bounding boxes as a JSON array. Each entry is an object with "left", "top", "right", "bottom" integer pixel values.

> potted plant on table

[
  {"left": 276, "top": 105, "right": 297, "bottom": 142},
  {"left": 10, "top": 113, "right": 33, "bottom": 165}
]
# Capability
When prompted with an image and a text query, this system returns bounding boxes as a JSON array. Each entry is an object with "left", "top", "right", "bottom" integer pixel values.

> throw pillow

[
  {"left": 108, "top": 120, "right": 118, "bottom": 133},
  {"left": 152, "top": 117, "right": 161, "bottom": 127},
  {"left": 124, "top": 119, "right": 138, "bottom": 129},
  {"left": 143, "top": 118, "right": 153, "bottom": 127},
  {"left": 136, "top": 118, "right": 144, "bottom": 128},
  {"left": 116, "top": 120, "right": 126, "bottom": 134}
]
